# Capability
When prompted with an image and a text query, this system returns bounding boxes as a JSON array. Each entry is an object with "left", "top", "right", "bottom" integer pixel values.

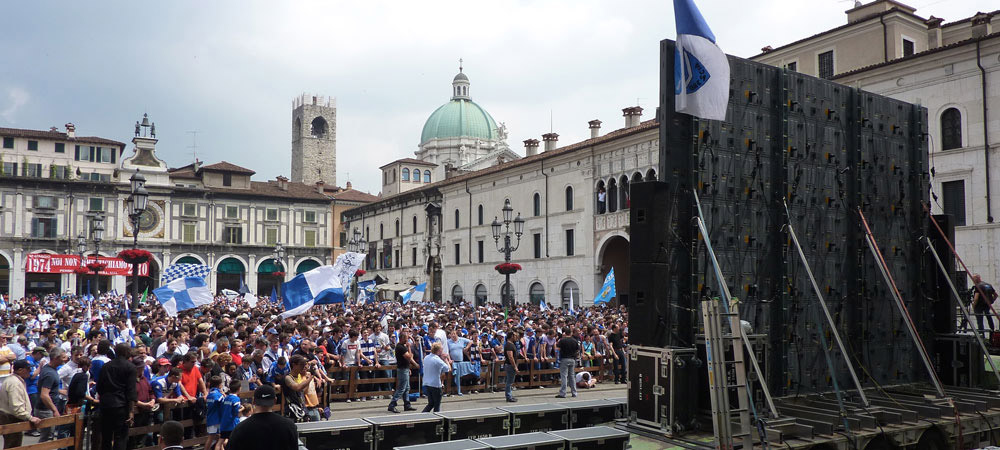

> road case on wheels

[
  {"left": 627, "top": 345, "right": 699, "bottom": 435},
  {"left": 296, "top": 418, "right": 373, "bottom": 450},
  {"left": 436, "top": 408, "right": 511, "bottom": 440}
]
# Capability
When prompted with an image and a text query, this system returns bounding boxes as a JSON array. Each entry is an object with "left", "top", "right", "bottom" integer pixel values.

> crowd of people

[{"left": 0, "top": 291, "right": 628, "bottom": 449}]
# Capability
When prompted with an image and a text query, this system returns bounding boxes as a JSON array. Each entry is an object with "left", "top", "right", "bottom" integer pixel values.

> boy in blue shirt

[
  {"left": 266, "top": 356, "right": 290, "bottom": 385},
  {"left": 219, "top": 379, "right": 247, "bottom": 448},
  {"left": 205, "top": 376, "right": 224, "bottom": 450}
]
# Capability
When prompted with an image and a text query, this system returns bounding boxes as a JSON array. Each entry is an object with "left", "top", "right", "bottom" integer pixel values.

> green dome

[{"left": 420, "top": 99, "right": 498, "bottom": 145}]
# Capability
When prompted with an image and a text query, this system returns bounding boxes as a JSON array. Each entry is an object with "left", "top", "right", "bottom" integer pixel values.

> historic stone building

[
  {"left": 291, "top": 94, "right": 337, "bottom": 187},
  {"left": 344, "top": 91, "right": 658, "bottom": 307},
  {"left": 0, "top": 116, "right": 343, "bottom": 298},
  {"left": 751, "top": 0, "right": 1000, "bottom": 285}
]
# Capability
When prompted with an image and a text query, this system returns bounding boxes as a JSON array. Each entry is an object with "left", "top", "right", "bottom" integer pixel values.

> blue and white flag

[
  {"left": 281, "top": 262, "right": 362, "bottom": 319},
  {"left": 674, "top": 0, "right": 730, "bottom": 121},
  {"left": 540, "top": 297, "right": 549, "bottom": 311},
  {"left": 357, "top": 280, "right": 377, "bottom": 304},
  {"left": 568, "top": 289, "right": 576, "bottom": 315},
  {"left": 153, "top": 276, "right": 213, "bottom": 317},
  {"left": 594, "top": 268, "right": 617, "bottom": 306},
  {"left": 400, "top": 283, "right": 427, "bottom": 304},
  {"left": 161, "top": 263, "right": 212, "bottom": 285},
  {"left": 0, "top": 295, "right": 6, "bottom": 311},
  {"left": 270, "top": 285, "right": 278, "bottom": 303}
]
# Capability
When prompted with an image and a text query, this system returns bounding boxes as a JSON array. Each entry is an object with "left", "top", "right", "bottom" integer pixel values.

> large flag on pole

[
  {"left": 674, "top": 0, "right": 730, "bottom": 121},
  {"left": 593, "top": 267, "right": 617, "bottom": 306},
  {"left": 568, "top": 289, "right": 576, "bottom": 315},
  {"left": 400, "top": 283, "right": 427, "bottom": 304},
  {"left": 357, "top": 280, "right": 377, "bottom": 304},
  {"left": 153, "top": 276, "right": 213, "bottom": 317},
  {"left": 270, "top": 285, "right": 278, "bottom": 303},
  {"left": 281, "top": 261, "right": 363, "bottom": 319}
]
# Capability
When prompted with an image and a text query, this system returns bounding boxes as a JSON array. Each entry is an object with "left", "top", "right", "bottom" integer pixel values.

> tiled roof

[
  {"left": 207, "top": 180, "right": 330, "bottom": 202},
  {"left": 379, "top": 158, "right": 437, "bottom": 169},
  {"left": 331, "top": 189, "right": 380, "bottom": 203},
  {"left": 200, "top": 161, "right": 256, "bottom": 174},
  {"left": 833, "top": 31, "right": 1000, "bottom": 79},
  {"left": 0, "top": 127, "right": 126, "bottom": 147}
]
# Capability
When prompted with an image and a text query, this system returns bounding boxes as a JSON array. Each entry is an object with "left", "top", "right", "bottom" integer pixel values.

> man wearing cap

[
  {"left": 225, "top": 385, "right": 298, "bottom": 450},
  {"left": 0, "top": 360, "right": 42, "bottom": 447}
]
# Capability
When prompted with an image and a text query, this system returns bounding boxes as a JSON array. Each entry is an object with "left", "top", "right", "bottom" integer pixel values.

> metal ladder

[{"left": 701, "top": 297, "right": 754, "bottom": 450}]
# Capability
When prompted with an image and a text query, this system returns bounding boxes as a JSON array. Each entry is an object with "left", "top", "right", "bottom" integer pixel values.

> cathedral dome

[
  {"left": 420, "top": 69, "right": 498, "bottom": 145},
  {"left": 420, "top": 99, "right": 498, "bottom": 145}
]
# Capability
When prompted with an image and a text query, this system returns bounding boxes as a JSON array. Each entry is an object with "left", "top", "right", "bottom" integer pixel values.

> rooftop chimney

[
  {"left": 524, "top": 139, "right": 540, "bottom": 156},
  {"left": 65, "top": 123, "right": 76, "bottom": 138},
  {"left": 541, "top": 133, "right": 559, "bottom": 152},
  {"left": 760, "top": 45, "right": 774, "bottom": 53},
  {"left": 316, "top": 180, "right": 325, "bottom": 194},
  {"left": 623, "top": 106, "right": 643, "bottom": 128},
  {"left": 588, "top": 120, "right": 602, "bottom": 139},
  {"left": 276, "top": 175, "right": 289, "bottom": 191},
  {"left": 925, "top": 16, "right": 944, "bottom": 49},
  {"left": 972, "top": 12, "right": 993, "bottom": 38},
  {"left": 346, "top": 181, "right": 352, "bottom": 190}
]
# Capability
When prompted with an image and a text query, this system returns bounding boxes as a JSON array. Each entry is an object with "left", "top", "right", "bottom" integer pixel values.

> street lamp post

[
  {"left": 491, "top": 199, "right": 525, "bottom": 309},
  {"left": 126, "top": 170, "right": 148, "bottom": 323},
  {"left": 348, "top": 229, "right": 367, "bottom": 301},
  {"left": 273, "top": 242, "right": 286, "bottom": 300},
  {"left": 91, "top": 215, "right": 105, "bottom": 298},
  {"left": 76, "top": 234, "right": 86, "bottom": 295}
]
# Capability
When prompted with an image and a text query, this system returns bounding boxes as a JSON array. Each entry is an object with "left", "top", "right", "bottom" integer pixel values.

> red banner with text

[{"left": 25, "top": 253, "right": 149, "bottom": 276}]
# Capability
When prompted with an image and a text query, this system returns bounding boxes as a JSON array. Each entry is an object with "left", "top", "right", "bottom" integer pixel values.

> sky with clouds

[{"left": 0, "top": 0, "right": 992, "bottom": 194}]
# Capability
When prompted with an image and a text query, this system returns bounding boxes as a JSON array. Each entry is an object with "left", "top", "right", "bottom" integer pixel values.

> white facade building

[
  {"left": 345, "top": 91, "right": 658, "bottom": 307},
  {"left": 0, "top": 117, "right": 334, "bottom": 299}
]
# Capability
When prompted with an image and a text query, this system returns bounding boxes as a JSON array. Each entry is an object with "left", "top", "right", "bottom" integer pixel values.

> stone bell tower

[{"left": 291, "top": 94, "right": 337, "bottom": 186}]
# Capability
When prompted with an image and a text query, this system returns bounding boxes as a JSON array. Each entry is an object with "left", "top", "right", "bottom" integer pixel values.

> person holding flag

[{"left": 593, "top": 268, "right": 617, "bottom": 306}]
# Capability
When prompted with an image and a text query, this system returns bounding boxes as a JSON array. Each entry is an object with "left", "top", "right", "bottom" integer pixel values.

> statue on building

[
  {"left": 150, "top": 122, "right": 156, "bottom": 138},
  {"left": 496, "top": 122, "right": 508, "bottom": 143},
  {"left": 135, "top": 121, "right": 141, "bottom": 137}
]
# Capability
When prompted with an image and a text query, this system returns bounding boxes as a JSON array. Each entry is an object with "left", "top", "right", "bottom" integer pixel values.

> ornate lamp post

[
  {"left": 125, "top": 170, "right": 148, "bottom": 323},
  {"left": 272, "top": 242, "right": 286, "bottom": 300},
  {"left": 91, "top": 215, "right": 105, "bottom": 297},
  {"left": 76, "top": 234, "right": 87, "bottom": 295},
  {"left": 348, "top": 229, "right": 367, "bottom": 301},
  {"left": 491, "top": 199, "right": 524, "bottom": 309}
]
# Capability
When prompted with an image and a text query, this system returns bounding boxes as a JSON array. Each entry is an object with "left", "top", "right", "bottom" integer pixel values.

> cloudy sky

[{"left": 0, "top": 0, "right": 991, "bottom": 193}]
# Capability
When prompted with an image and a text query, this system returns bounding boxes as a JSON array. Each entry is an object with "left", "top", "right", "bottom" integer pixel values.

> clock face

[{"left": 138, "top": 208, "right": 159, "bottom": 232}]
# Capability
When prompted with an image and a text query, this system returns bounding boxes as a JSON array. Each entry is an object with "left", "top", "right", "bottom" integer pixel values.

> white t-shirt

[{"left": 433, "top": 329, "right": 448, "bottom": 348}]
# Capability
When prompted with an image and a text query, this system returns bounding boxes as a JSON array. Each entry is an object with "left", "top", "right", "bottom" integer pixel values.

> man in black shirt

[
  {"left": 97, "top": 343, "right": 137, "bottom": 450},
  {"left": 972, "top": 274, "right": 998, "bottom": 337},
  {"left": 226, "top": 385, "right": 298, "bottom": 450},
  {"left": 607, "top": 325, "right": 626, "bottom": 384},
  {"left": 503, "top": 332, "right": 519, "bottom": 403},
  {"left": 387, "top": 328, "right": 418, "bottom": 413},
  {"left": 555, "top": 329, "right": 580, "bottom": 398}
]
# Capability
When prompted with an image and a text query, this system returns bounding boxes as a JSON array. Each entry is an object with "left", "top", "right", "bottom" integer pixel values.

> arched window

[
  {"left": 401, "top": 168, "right": 410, "bottom": 181},
  {"left": 501, "top": 282, "right": 516, "bottom": 304},
  {"left": 412, "top": 216, "right": 418, "bottom": 233},
  {"left": 310, "top": 117, "right": 328, "bottom": 138},
  {"left": 632, "top": 172, "right": 643, "bottom": 183},
  {"left": 293, "top": 117, "right": 302, "bottom": 140},
  {"left": 451, "top": 285, "right": 464, "bottom": 303},
  {"left": 942, "top": 108, "right": 962, "bottom": 150},
  {"left": 620, "top": 175, "right": 630, "bottom": 210},
  {"left": 607, "top": 178, "right": 618, "bottom": 213},
  {"left": 478, "top": 204, "right": 484, "bottom": 225},
  {"left": 645, "top": 169, "right": 657, "bottom": 181},
  {"left": 454, "top": 209, "right": 461, "bottom": 229},
  {"left": 561, "top": 280, "right": 580, "bottom": 309},
  {"left": 533, "top": 193, "right": 541, "bottom": 217},
  {"left": 395, "top": 219, "right": 400, "bottom": 237},
  {"left": 596, "top": 180, "right": 606, "bottom": 214},
  {"left": 379, "top": 223, "right": 384, "bottom": 240},
  {"left": 424, "top": 170, "right": 431, "bottom": 183},
  {"left": 565, "top": 186, "right": 574, "bottom": 211},
  {"left": 474, "top": 284, "right": 488, "bottom": 306},
  {"left": 529, "top": 282, "right": 545, "bottom": 304}
]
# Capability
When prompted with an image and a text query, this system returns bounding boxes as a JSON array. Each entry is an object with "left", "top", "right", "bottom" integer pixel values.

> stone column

[
  {"left": 248, "top": 254, "right": 258, "bottom": 294},
  {"left": 11, "top": 249, "right": 24, "bottom": 300}
]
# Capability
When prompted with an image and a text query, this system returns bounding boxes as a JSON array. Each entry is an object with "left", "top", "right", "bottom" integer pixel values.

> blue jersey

[
  {"left": 205, "top": 388, "right": 224, "bottom": 428},
  {"left": 220, "top": 393, "right": 241, "bottom": 432},
  {"left": 24, "top": 356, "right": 39, "bottom": 395},
  {"left": 360, "top": 339, "right": 376, "bottom": 364},
  {"left": 151, "top": 376, "right": 181, "bottom": 399},
  {"left": 266, "top": 361, "right": 289, "bottom": 384}
]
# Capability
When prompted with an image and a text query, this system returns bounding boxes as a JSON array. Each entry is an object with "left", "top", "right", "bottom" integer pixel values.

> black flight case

[
  {"left": 296, "top": 418, "right": 373, "bottom": 450},
  {"left": 436, "top": 407, "right": 511, "bottom": 440},
  {"left": 364, "top": 413, "right": 445, "bottom": 449}
]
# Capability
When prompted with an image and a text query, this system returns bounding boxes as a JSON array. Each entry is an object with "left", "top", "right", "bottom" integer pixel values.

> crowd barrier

[
  {"left": 0, "top": 357, "right": 618, "bottom": 449},
  {"left": 321, "top": 356, "right": 617, "bottom": 402}
]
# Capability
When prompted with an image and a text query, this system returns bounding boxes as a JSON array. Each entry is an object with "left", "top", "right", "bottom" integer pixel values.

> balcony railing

[{"left": 595, "top": 210, "right": 629, "bottom": 232}]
